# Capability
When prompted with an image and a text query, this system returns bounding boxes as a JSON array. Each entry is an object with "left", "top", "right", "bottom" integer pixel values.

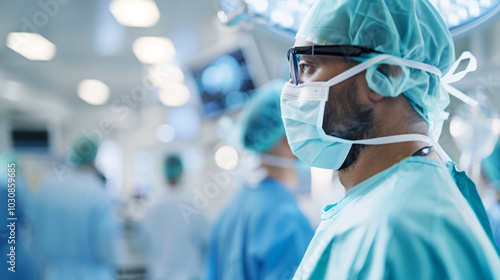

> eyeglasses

[{"left": 287, "top": 45, "right": 380, "bottom": 85}]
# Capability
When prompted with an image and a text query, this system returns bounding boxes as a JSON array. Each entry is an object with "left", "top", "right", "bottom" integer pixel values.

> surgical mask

[
  {"left": 281, "top": 52, "right": 476, "bottom": 169},
  {"left": 260, "top": 154, "right": 312, "bottom": 193}
]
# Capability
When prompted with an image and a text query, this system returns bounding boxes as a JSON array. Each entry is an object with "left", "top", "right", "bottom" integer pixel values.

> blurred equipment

[
  {"left": 11, "top": 129, "right": 49, "bottom": 151},
  {"left": 190, "top": 37, "right": 267, "bottom": 118}
]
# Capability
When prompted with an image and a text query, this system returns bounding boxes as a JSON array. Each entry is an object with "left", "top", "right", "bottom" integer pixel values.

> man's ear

[
  {"left": 368, "top": 90, "right": 384, "bottom": 102},
  {"left": 367, "top": 64, "right": 403, "bottom": 102}
]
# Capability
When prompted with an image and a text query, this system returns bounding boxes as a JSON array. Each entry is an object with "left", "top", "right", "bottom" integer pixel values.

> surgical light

[
  {"left": 133, "top": 37, "right": 176, "bottom": 64},
  {"left": 217, "top": 0, "right": 500, "bottom": 38},
  {"left": 77, "top": 79, "right": 110, "bottom": 105},
  {"left": 110, "top": 0, "right": 160, "bottom": 27},
  {"left": 6, "top": 32, "right": 56, "bottom": 61}
]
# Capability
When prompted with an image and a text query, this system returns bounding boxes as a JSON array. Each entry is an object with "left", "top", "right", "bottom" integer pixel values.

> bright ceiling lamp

[
  {"left": 78, "top": 79, "right": 110, "bottom": 105},
  {"left": 158, "top": 83, "right": 190, "bottom": 106},
  {"left": 6, "top": 32, "right": 56, "bottom": 61},
  {"left": 110, "top": 0, "right": 160, "bottom": 27},
  {"left": 215, "top": 145, "right": 239, "bottom": 170},
  {"left": 133, "top": 37, "right": 176, "bottom": 64},
  {"left": 147, "top": 64, "right": 184, "bottom": 87}
]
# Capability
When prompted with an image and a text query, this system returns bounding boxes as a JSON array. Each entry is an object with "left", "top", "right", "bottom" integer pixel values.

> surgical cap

[
  {"left": 482, "top": 143, "right": 500, "bottom": 191},
  {"left": 164, "top": 154, "right": 183, "bottom": 183},
  {"left": 68, "top": 137, "right": 99, "bottom": 166},
  {"left": 239, "top": 80, "right": 286, "bottom": 154},
  {"left": 297, "top": 0, "right": 455, "bottom": 123}
]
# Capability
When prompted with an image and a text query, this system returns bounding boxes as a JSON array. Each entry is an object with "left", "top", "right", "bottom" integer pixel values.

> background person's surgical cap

[
  {"left": 164, "top": 154, "right": 183, "bottom": 183},
  {"left": 482, "top": 142, "right": 500, "bottom": 191},
  {"left": 297, "top": 0, "right": 455, "bottom": 123},
  {"left": 68, "top": 137, "right": 99, "bottom": 166},
  {"left": 239, "top": 80, "right": 286, "bottom": 154}
]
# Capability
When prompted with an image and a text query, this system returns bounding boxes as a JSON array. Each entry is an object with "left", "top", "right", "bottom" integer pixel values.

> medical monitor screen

[
  {"left": 11, "top": 129, "right": 50, "bottom": 150},
  {"left": 192, "top": 48, "right": 256, "bottom": 118}
]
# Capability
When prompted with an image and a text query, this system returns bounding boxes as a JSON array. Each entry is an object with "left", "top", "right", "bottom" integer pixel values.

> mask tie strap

[
  {"left": 428, "top": 111, "right": 452, "bottom": 162},
  {"left": 441, "top": 52, "right": 478, "bottom": 107},
  {"left": 261, "top": 154, "right": 297, "bottom": 169}
]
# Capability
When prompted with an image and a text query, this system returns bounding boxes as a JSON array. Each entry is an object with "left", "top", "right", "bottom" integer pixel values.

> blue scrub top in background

[
  {"left": 0, "top": 176, "right": 39, "bottom": 280},
  {"left": 207, "top": 178, "right": 314, "bottom": 280},
  {"left": 293, "top": 157, "right": 500, "bottom": 280},
  {"left": 30, "top": 169, "right": 121, "bottom": 280}
]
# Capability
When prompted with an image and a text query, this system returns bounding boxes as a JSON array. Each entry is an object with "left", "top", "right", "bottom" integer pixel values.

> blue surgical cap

[
  {"left": 164, "top": 154, "right": 183, "bottom": 183},
  {"left": 297, "top": 0, "right": 456, "bottom": 123},
  {"left": 239, "top": 80, "right": 286, "bottom": 154},
  {"left": 68, "top": 137, "right": 99, "bottom": 166},
  {"left": 482, "top": 143, "right": 500, "bottom": 191}
]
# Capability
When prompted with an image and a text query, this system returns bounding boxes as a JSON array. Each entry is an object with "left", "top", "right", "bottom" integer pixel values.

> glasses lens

[
  {"left": 288, "top": 52, "right": 299, "bottom": 85},
  {"left": 289, "top": 54, "right": 295, "bottom": 85}
]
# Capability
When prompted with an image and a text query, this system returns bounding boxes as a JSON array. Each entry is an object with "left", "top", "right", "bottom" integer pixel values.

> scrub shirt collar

[{"left": 321, "top": 156, "right": 448, "bottom": 220}]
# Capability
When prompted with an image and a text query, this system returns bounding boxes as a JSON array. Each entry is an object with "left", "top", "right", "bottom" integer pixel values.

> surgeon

[
  {"left": 482, "top": 142, "right": 500, "bottom": 250},
  {"left": 138, "top": 154, "right": 209, "bottom": 280},
  {"left": 280, "top": 0, "right": 500, "bottom": 279},
  {"left": 206, "top": 80, "right": 314, "bottom": 280},
  {"left": 30, "top": 138, "right": 121, "bottom": 280}
]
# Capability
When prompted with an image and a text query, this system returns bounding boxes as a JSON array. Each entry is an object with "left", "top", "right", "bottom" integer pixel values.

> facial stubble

[{"left": 322, "top": 78, "right": 376, "bottom": 171}]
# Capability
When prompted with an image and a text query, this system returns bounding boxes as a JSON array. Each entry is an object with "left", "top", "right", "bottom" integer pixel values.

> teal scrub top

[
  {"left": 486, "top": 201, "right": 500, "bottom": 250},
  {"left": 293, "top": 157, "right": 500, "bottom": 280},
  {"left": 207, "top": 178, "right": 314, "bottom": 280}
]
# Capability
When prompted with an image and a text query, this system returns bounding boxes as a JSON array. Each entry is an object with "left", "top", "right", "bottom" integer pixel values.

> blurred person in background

[
  {"left": 482, "top": 142, "right": 500, "bottom": 250},
  {"left": 29, "top": 137, "right": 121, "bottom": 280},
  {"left": 206, "top": 80, "right": 314, "bottom": 280},
  {"left": 0, "top": 150, "right": 40, "bottom": 280},
  {"left": 137, "top": 154, "right": 209, "bottom": 280}
]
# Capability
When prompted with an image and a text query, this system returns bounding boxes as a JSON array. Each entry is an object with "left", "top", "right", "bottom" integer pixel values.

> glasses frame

[{"left": 287, "top": 45, "right": 381, "bottom": 85}]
